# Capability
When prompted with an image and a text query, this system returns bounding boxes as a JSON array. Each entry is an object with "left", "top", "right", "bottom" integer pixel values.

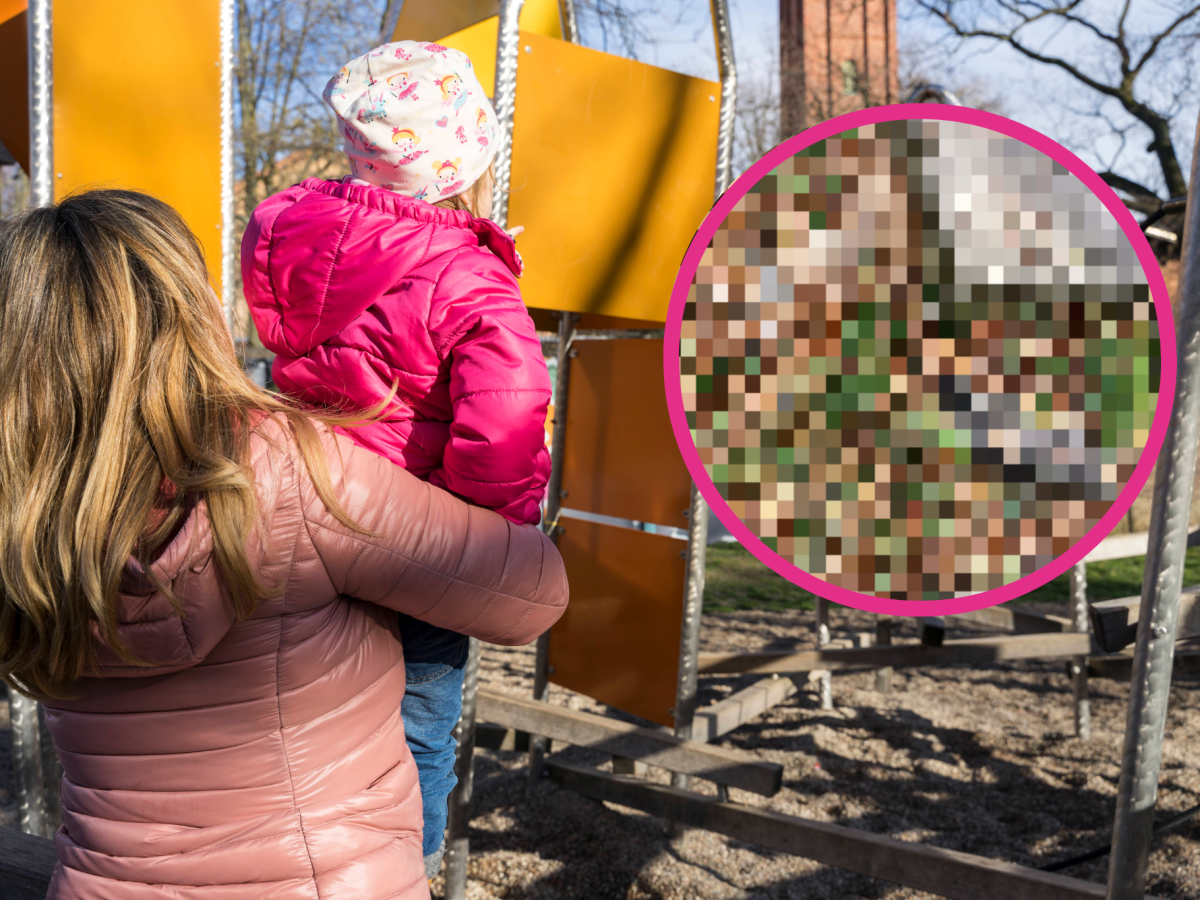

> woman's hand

[{"left": 507, "top": 225, "right": 524, "bottom": 239}]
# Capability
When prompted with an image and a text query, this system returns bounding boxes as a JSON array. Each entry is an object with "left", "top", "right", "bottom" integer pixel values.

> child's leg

[{"left": 398, "top": 614, "right": 469, "bottom": 879}]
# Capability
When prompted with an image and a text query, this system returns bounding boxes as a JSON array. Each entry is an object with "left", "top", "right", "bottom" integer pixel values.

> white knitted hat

[{"left": 323, "top": 40, "right": 499, "bottom": 200}]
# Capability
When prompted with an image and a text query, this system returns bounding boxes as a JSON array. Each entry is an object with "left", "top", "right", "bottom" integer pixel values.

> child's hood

[{"left": 241, "top": 177, "right": 523, "bottom": 357}]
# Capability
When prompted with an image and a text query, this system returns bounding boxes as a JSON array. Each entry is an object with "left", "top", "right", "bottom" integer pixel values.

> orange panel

[
  {"left": 53, "top": 0, "right": 223, "bottom": 291},
  {"left": 562, "top": 340, "right": 692, "bottom": 527},
  {"left": 398, "top": 0, "right": 563, "bottom": 96},
  {"left": 548, "top": 518, "right": 684, "bottom": 726},
  {"left": 507, "top": 33, "right": 720, "bottom": 321},
  {"left": 0, "top": 3, "right": 27, "bottom": 173}
]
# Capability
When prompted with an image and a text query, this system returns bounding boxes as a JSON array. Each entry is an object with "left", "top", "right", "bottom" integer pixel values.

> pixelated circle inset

[{"left": 665, "top": 108, "right": 1176, "bottom": 615}]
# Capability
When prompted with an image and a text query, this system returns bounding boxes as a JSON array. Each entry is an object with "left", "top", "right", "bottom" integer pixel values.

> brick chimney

[{"left": 780, "top": 0, "right": 899, "bottom": 138}]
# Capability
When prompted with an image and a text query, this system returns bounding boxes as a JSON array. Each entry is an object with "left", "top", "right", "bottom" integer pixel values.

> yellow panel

[
  {"left": 0, "top": 3, "right": 27, "bottom": 174},
  {"left": 392, "top": 0, "right": 498, "bottom": 45},
  {"left": 508, "top": 33, "right": 720, "bottom": 322},
  {"left": 53, "top": 1, "right": 223, "bottom": 292},
  {"left": 396, "top": 0, "right": 563, "bottom": 96},
  {"left": 563, "top": 339, "right": 692, "bottom": 527},
  {"left": 548, "top": 518, "right": 684, "bottom": 727}
]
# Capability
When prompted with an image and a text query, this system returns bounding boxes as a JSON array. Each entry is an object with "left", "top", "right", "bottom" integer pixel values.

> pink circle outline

[{"left": 663, "top": 104, "right": 1178, "bottom": 616}]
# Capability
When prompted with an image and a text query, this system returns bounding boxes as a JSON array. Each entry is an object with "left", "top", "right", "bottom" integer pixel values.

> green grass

[{"left": 703, "top": 543, "right": 1200, "bottom": 613}]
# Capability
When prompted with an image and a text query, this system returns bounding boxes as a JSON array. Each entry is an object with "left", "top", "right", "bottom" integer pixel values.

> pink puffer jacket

[
  {"left": 242, "top": 178, "right": 552, "bottom": 525},
  {"left": 41, "top": 415, "right": 568, "bottom": 900}
]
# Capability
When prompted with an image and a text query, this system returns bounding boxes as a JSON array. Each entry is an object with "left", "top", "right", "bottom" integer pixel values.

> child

[{"left": 240, "top": 41, "right": 552, "bottom": 879}]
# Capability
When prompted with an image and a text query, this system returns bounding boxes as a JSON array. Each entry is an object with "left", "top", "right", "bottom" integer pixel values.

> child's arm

[{"left": 429, "top": 265, "right": 552, "bottom": 526}]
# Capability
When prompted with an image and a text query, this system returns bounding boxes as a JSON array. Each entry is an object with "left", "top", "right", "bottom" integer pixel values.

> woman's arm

[{"left": 298, "top": 424, "right": 566, "bottom": 645}]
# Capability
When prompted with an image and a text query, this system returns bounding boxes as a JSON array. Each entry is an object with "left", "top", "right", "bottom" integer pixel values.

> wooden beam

[
  {"left": 0, "top": 825, "right": 58, "bottom": 900},
  {"left": 697, "top": 633, "right": 1094, "bottom": 675},
  {"left": 546, "top": 762, "right": 1136, "bottom": 900},
  {"left": 691, "top": 674, "right": 808, "bottom": 742},
  {"left": 1089, "top": 588, "right": 1200, "bottom": 653},
  {"left": 475, "top": 688, "right": 783, "bottom": 796},
  {"left": 946, "top": 605, "right": 1072, "bottom": 634}
]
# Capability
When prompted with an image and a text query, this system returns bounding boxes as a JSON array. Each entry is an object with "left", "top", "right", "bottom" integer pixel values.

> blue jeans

[{"left": 398, "top": 614, "right": 468, "bottom": 865}]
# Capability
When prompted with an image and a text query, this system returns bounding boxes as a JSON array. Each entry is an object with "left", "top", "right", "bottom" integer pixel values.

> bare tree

[
  {"left": 907, "top": 0, "right": 1200, "bottom": 207},
  {"left": 233, "top": 0, "right": 381, "bottom": 341}
]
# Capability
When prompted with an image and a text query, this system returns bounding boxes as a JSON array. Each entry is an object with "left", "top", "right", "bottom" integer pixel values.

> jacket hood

[{"left": 241, "top": 178, "right": 522, "bottom": 357}]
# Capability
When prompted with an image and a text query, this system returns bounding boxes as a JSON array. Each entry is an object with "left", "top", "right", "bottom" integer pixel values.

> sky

[{"left": 575, "top": 0, "right": 1200, "bottom": 201}]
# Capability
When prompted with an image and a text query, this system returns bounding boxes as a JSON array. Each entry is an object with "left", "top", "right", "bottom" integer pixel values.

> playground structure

[{"left": 0, "top": 2, "right": 1198, "bottom": 900}]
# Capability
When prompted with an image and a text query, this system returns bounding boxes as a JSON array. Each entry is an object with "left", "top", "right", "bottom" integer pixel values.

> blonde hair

[
  {"left": 0, "top": 190, "right": 381, "bottom": 700},
  {"left": 434, "top": 161, "right": 496, "bottom": 217}
]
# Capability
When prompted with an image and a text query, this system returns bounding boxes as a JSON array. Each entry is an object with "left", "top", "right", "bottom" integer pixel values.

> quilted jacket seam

[{"left": 275, "top": 450, "right": 320, "bottom": 891}]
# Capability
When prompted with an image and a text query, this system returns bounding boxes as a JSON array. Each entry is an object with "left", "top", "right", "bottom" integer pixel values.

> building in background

[{"left": 780, "top": 0, "right": 900, "bottom": 137}]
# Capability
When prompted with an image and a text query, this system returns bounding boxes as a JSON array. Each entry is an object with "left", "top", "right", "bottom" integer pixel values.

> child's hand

[{"left": 506, "top": 225, "right": 524, "bottom": 239}]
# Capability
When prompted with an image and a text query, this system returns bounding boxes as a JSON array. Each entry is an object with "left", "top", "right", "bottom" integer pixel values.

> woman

[{"left": 0, "top": 190, "right": 568, "bottom": 900}]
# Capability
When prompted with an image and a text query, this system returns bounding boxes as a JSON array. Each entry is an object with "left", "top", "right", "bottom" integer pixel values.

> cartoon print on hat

[{"left": 323, "top": 40, "right": 499, "bottom": 200}]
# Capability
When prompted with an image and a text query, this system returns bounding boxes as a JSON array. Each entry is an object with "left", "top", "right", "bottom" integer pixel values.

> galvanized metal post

[
  {"left": 9, "top": 688, "right": 47, "bottom": 838},
  {"left": 443, "top": 637, "right": 482, "bottom": 898},
  {"left": 28, "top": 0, "right": 52, "bottom": 208},
  {"left": 557, "top": 0, "right": 579, "bottom": 43},
  {"left": 490, "top": 0, "right": 524, "bottom": 230},
  {"left": 1069, "top": 561, "right": 1091, "bottom": 741},
  {"left": 709, "top": 0, "right": 737, "bottom": 195},
  {"left": 669, "top": 0, "right": 736, "bottom": 813},
  {"left": 12, "top": 0, "right": 62, "bottom": 842},
  {"left": 671, "top": 486, "right": 708, "bottom": 785},
  {"left": 1105, "top": 111, "right": 1200, "bottom": 900},
  {"left": 874, "top": 615, "right": 892, "bottom": 694},
  {"left": 378, "top": 0, "right": 403, "bottom": 44},
  {"left": 442, "top": 9, "right": 525, "bottom": 892},
  {"left": 220, "top": 0, "right": 236, "bottom": 335},
  {"left": 815, "top": 597, "right": 833, "bottom": 709},
  {"left": 528, "top": 310, "right": 577, "bottom": 780}
]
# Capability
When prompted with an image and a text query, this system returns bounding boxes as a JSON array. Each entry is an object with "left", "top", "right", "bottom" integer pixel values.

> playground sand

[
  {"left": 1, "top": 607, "right": 1197, "bottom": 899},
  {"left": 434, "top": 606, "right": 1200, "bottom": 900}
]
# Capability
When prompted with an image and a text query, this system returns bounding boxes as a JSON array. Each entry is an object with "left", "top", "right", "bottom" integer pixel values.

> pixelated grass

[{"left": 684, "top": 119, "right": 1161, "bottom": 600}]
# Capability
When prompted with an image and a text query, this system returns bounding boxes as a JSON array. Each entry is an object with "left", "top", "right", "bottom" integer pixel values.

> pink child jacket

[{"left": 241, "top": 178, "right": 551, "bottom": 525}]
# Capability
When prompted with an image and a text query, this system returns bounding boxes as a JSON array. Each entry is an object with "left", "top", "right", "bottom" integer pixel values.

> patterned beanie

[{"left": 323, "top": 41, "right": 499, "bottom": 201}]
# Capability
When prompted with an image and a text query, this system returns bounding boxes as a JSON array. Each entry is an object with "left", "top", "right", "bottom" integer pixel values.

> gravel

[{"left": 433, "top": 606, "right": 1200, "bottom": 900}]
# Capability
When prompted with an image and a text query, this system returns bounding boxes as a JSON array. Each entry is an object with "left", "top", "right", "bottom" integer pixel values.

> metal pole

[
  {"left": 9, "top": 688, "right": 47, "bottom": 838},
  {"left": 1069, "top": 561, "right": 1091, "bottom": 741},
  {"left": 671, "top": 486, "right": 708, "bottom": 783},
  {"left": 874, "top": 615, "right": 892, "bottom": 694},
  {"left": 668, "top": 0, "right": 737, "bottom": 810},
  {"left": 816, "top": 597, "right": 833, "bottom": 709},
  {"left": 14, "top": 0, "right": 62, "bottom": 842},
  {"left": 28, "top": 0, "right": 52, "bottom": 208},
  {"left": 1105, "top": 110, "right": 1200, "bottom": 900},
  {"left": 710, "top": 0, "right": 737, "bottom": 195},
  {"left": 443, "top": 637, "right": 482, "bottom": 899},
  {"left": 557, "top": 0, "right": 579, "bottom": 43},
  {"left": 220, "top": 0, "right": 236, "bottom": 335},
  {"left": 904, "top": 84, "right": 963, "bottom": 106},
  {"left": 444, "top": 8, "right": 524, "bottom": 890},
  {"left": 378, "top": 0, "right": 403, "bottom": 44},
  {"left": 490, "top": 0, "right": 524, "bottom": 230},
  {"left": 528, "top": 311, "right": 577, "bottom": 780}
]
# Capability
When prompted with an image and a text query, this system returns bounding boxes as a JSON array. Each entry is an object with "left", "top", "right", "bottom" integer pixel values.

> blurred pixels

[{"left": 679, "top": 119, "right": 1160, "bottom": 602}]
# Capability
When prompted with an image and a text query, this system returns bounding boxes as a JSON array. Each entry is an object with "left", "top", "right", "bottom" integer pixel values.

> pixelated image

[{"left": 679, "top": 119, "right": 1161, "bottom": 601}]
